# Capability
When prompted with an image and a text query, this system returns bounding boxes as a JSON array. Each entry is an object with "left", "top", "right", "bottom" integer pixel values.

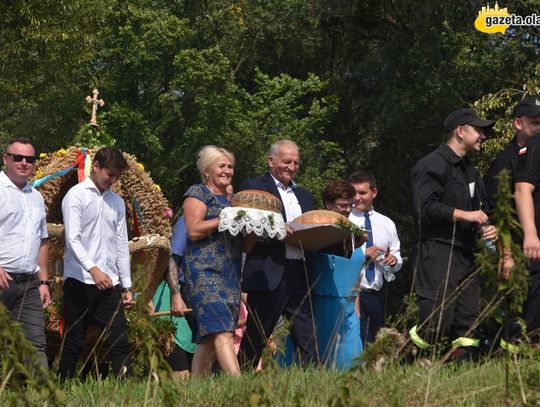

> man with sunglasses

[
  {"left": 348, "top": 170, "right": 402, "bottom": 345},
  {"left": 0, "top": 137, "right": 50, "bottom": 373}
]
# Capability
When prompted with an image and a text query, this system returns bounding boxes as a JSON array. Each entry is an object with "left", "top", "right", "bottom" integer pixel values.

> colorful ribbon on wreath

[{"left": 32, "top": 148, "right": 90, "bottom": 187}]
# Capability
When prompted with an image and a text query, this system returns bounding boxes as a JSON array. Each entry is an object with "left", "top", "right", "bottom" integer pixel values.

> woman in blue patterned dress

[{"left": 182, "top": 145, "right": 254, "bottom": 376}]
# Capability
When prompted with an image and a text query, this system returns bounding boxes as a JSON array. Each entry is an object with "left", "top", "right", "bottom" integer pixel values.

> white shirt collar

[
  {"left": 0, "top": 171, "right": 31, "bottom": 191},
  {"left": 270, "top": 173, "right": 296, "bottom": 191},
  {"left": 352, "top": 206, "right": 375, "bottom": 217},
  {"left": 83, "top": 175, "right": 111, "bottom": 196}
]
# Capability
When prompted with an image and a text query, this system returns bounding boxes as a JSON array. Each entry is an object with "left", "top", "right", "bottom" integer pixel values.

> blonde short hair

[{"left": 196, "top": 145, "right": 235, "bottom": 183}]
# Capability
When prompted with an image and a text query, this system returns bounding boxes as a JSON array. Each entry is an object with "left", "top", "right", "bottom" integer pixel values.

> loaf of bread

[
  {"left": 293, "top": 210, "right": 350, "bottom": 225},
  {"left": 231, "top": 189, "right": 283, "bottom": 214}
]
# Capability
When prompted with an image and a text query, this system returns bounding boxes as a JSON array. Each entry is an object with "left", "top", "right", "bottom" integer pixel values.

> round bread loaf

[
  {"left": 293, "top": 210, "right": 350, "bottom": 225},
  {"left": 231, "top": 189, "right": 283, "bottom": 213}
]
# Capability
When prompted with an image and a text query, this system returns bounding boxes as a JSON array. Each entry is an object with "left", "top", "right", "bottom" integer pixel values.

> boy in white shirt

[{"left": 348, "top": 170, "right": 402, "bottom": 344}]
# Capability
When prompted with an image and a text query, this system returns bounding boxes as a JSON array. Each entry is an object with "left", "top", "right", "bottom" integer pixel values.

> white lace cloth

[{"left": 219, "top": 207, "right": 286, "bottom": 240}]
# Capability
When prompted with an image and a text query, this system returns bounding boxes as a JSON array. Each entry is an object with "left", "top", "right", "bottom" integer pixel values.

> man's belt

[{"left": 7, "top": 273, "right": 38, "bottom": 283}]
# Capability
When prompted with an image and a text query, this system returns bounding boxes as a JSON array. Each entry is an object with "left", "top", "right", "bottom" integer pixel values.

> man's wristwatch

[
  {"left": 38, "top": 280, "right": 50, "bottom": 287},
  {"left": 122, "top": 287, "right": 132, "bottom": 293}
]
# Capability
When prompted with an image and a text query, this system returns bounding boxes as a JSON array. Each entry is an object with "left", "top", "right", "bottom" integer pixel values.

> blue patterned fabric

[{"left": 182, "top": 184, "right": 242, "bottom": 343}]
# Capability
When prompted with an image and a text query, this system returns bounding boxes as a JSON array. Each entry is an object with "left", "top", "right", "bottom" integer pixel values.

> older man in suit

[{"left": 238, "top": 139, "right": 317, "bottom": 369}]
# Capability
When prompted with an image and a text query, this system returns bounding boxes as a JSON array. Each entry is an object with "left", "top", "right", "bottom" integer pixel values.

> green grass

[{"left": 2, "top": 356, "right": 540, "bottom": 406}]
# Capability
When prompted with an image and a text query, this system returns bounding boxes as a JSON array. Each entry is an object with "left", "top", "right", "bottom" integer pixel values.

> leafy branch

[
  {"left": 0, "top": 303, "right": 66, "bottom": 405},
  {"left": 336, "top": 218, "right": 366, "bottom": 237},
  {"left": 476, "top": 169, "right": 528, "bottom": 330},
  {"left": 234, "top": 209, "right": 247, "bottom": 222}
]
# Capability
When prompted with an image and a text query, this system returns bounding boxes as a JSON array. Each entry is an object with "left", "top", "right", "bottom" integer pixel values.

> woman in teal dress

[
  {"left": 313, "top": 180, "right": 367, "bottom": 369},
  {"left": 152, "top": 281, "right": 195, "bottom": 378},
  {"left": 182, "top": 145, "right": 255, "bottom": 376},
  {"left": 281, "top": 180, "right": 366, "bottom": 369}
]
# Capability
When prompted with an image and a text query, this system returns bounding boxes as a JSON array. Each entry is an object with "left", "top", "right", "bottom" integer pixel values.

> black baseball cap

[
  {"left": 443, "top": 108, "right": 495, "bottom": 132},
  {"left": 513, "top": 96, "right": 540, "bottom": 118}
]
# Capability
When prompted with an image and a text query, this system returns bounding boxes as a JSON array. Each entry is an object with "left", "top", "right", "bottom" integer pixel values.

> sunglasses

[{"left": 4, "top": 152, "right": 38, "bottom": 164}]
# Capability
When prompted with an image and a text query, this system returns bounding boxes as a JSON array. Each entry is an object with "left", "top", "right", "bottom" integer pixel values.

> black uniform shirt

[
  {"left": 412, "top": 144, "right": 486, "bottom": 252},
  {"left": 484, "top": 137, "right": 520, "bottom": 212},
  {"left": 515, "top": 133, "right": 540, "bottom": 234}
]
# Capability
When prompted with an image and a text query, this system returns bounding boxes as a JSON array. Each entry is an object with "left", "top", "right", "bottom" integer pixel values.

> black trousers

[
  {"left": 359, "top": 290, "right": 384, "bottom": 345},
  {"left": 239, "top": 260, "right": 317, "bottom": 369},
  {"left": 415, "top": 240, "right": 480, "bottom": 344},
  {"left": 0, "top": 273, "right": 48, "bottom": 370},
  {"left": 522, "top": 269, "right": 540, "bottom": 339},
  {"left": 507, "top": 269, "right": 540, "bottom": 341},
  {"left": 58, "top": 278, "right": 131, "bottom": 381},
  {"left": 167, "top": 344, "right": 193, "bottom": 372}
]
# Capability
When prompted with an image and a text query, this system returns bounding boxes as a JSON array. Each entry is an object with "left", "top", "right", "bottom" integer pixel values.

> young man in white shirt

[
  {"left": 59, "top": 147, "right": 132, "bottom": 381},
  {"left": 0, "top": 137, "right": 50, "bottom": 372},
  {"left": 348, "top": 170, "right": 402, "bottom": 345}
]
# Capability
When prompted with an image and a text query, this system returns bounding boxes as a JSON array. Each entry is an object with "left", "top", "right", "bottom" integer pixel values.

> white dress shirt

[
  {"left": 62, "top": 177, "right": 131, "bottom": 288},
  {"left": 271, "top": 175, "right": 304, "bottom": 259},
  {"left": 0, "top": 171, "right": 48, "bottom": 274},
  {"left": 349, "top": 207, "right": 402, "bottom": 291}
]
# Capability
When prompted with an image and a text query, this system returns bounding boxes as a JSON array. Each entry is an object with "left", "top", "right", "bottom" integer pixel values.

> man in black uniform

[
  {"left": 485, "top": 96, "right": 540, "bottom": 210},
  {"left": 513, "top": 97, "right": 540, "bottom": 342},
  {"left": 410, "top": 108, "right": 497, "bottom": 357},
  {"left": 485, "top": 97, "right": 540, "bottom": 348}
]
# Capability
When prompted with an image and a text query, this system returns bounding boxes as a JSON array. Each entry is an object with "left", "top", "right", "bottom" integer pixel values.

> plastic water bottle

[
  {"left": 484, "top": 239, "right": 497, "bottom": 252},
  {"left": 481, "top": 222, "right": 497, "bottom": 252},
  {"left": 376, "top": 250, "right": 396, "bottom": 282}
]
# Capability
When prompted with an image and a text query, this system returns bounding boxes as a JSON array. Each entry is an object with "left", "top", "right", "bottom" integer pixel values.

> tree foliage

[{"left": 1, "top": 0, "right": 540, "bottom": 313}]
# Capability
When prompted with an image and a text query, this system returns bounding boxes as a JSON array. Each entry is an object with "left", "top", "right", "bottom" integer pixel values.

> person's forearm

[
  {"left": 452, "top": 208, "right": 473, "bottom": 222},
  {"left": 37, "top": 239, "right": 49, "bottom": 280},
  {"left": 166, "top": 259, "right": 181, "bottom": 295},
  {"left": 184, "top": 198, "right": 220, "bottom": 241},
  {"left": 186, "top": 218, "right": 220, "bottom": 241},
  {"left": 116, "top": 214, "right": 132, "bottom": 288},
  {"left": 452, "top": 208, "right": 488, "bottom": 225},
  {"left": 390, "top": 251, "right": 403, "bottom": 271},
  {"left": 516, "top": 187, "right": 538, "bottom": 238},
  {"left": 389, "top": 229, "right": 402, "bottom": 271}
]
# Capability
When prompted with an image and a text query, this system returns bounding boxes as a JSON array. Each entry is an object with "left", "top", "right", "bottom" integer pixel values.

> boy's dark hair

[
  {"left": 322, "top": 180, "right": 355, "bottom": 206},
  {"left": 5, "top": 137, "right": 34, "bottom": 152},
  {"left": 347, "top": 170, "right": 377, "bottom": 189},
  {"left": 93, "top": 147, "right": 128, "bottom": 172}
]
